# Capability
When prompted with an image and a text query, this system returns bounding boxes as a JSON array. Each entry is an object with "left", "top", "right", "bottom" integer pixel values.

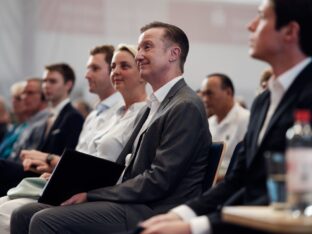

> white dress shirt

[
  {"left": 172, "top": 57, "right": 312, "bottom": 234},
  {"left": 76, "top": 92, "right": 122, "bottom": 153},
  {"left": 208, "top": 103, "right": 250, "bottom": 176}
]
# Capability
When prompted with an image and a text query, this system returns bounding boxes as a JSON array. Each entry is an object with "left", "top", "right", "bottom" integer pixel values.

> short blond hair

[{"left": 115, "top": 44, "right": 138, "bottom": 58}]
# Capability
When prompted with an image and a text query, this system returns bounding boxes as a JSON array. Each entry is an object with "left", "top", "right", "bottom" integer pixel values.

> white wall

[{"left": 0, "top": 0, "right": 266, "bottom": 108}]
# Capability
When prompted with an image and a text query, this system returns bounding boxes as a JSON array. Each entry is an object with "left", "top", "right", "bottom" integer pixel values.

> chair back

[{"left": 202, "top": 142, "right": 225, "bottom": 191}]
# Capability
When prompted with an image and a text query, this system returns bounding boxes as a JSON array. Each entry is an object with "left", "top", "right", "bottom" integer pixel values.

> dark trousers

[
  {"left": 0, "top": 159, "right": 38, "bottom": 196},
  {"left": 11, "top": 201, "right": 156, "bottom": 234}
]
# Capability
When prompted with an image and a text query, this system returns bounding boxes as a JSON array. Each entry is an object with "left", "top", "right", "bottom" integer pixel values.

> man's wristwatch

[{"left": 46, "top": 153, "right": 54, "bottom": 165}]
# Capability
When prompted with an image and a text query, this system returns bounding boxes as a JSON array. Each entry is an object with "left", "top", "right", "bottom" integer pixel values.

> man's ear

[
  {"left": 225, "top": 87, "right": 233, "bottom": 96},
  {"left": 283, "top": 21, "right": 300, "bottom": 44},
  {"left": 65, "top": 80, "right": 74, "bottom": 93},
  {"left": 169, "top": 46, "right": 181, "bottom": 62}
]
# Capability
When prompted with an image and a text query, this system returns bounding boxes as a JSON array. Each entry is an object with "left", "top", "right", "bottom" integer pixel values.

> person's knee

[
  {"left": 30, "top": 208, "right": 68, "bottom": 233},
  {"left": 30, "top": 210, "right": 50, "bottom": 232},
  {"left": 11, "top": 205, "right": 31, "bottom": 234},
  {"left": 11, "top": 203, "right": 31, "bottom": 226},
  {"left": 11, "top": 202, "right": 46, "bottom": 231}
]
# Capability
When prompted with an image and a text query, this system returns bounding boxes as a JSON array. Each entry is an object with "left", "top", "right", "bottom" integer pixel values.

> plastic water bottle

[{"left": 286, "top": 109, "right": 312, "bottom": 217}]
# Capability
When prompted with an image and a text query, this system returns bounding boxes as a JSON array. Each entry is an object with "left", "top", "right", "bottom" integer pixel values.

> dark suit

[
  {"left": 11, "top": 79, "right": 212, "bottom": 234},
  {"left": 0, "top": 123, "right": 8, "bottom": 143},
  {"left": 34, "top": 102, "right": 84, "bottom": 155},
  {"left": 186, "top": 61, "right": 312, "bottom": 233},
  {"left": 0, "top": 102, "right": 84, "bottom": 196}
]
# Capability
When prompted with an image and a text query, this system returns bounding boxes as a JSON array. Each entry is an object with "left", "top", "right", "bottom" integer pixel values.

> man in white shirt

[
  {"left": 11, "top": 22, "right": 211, "bottom": 234},
  {"left": 140, "top": 0, "right": 312, "bottom": 233},
  {"left": 75, "top": 45, "right": 122, "bottom": 153},
  {"left": 201, "top": 73, "right": 250, "bottom": 178},
  {"left": 21, "top": 45, "right": 122, "bottom": 168}
]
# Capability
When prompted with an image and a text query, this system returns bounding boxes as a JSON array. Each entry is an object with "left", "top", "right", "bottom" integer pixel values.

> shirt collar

[
  {"left": 219, "top": 102, "right": 240, "bottom": 125},
  {"left": 49, "top": 98, "right": 70, "bottom": 117},
  {"left": 209, "top": 102, "right": 240, "bottom": 126},
  {"left": 116, "top": 101, "right": 147, "bottom": 116},
  {"left": 101, "top": 92, "right": 122, "bottom": 108},
  {"left": 149, "top": 75, "right": 183, "bottom": 105},
  {"left": 270, "top": 57, "right": 312, "bottom": 92}
]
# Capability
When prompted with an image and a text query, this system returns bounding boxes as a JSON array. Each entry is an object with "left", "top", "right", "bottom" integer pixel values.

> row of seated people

[
  {"left": 0, "top": 44, "right": 149, "bottom": 233},
  {"left": 0, "top": 22, "right": 214, "bottom": 233},
  {"left": 0, "top": 64, "right": 85, "bottom": 196},
  {"left": 1, "top": 1, "right": 312, "bottom": 231}
]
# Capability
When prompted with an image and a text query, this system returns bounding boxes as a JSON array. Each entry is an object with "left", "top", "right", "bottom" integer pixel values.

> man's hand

[
  {"left": 22, "top": 158, "right": 52, "bottom": 173},
  {"left": 141, "top": 220, "right": 191, "bottom": 234},
  {"left": 140, "top": 213, "right": 191, "bottom": 234},
  {"left": 40, "top": 172, "right": 51, "bottom": 181},
  {"left": 61, "top": 192, "right": 87, "bottom": 206},
  {"left": 141, "top": 213, "right": 182, "bottom": 227},
  {"left": 20, "top": 149, "right": 48, "bottom": 161}
]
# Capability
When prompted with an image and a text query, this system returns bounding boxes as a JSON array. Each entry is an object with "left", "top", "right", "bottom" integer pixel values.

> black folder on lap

[{"left": 38, "top": 149, "right": 125, "bottom": 206}]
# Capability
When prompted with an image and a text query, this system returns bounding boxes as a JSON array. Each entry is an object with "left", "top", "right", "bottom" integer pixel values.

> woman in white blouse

[{"left": 0, "top": 44, "right": 147, "bottom": 234}]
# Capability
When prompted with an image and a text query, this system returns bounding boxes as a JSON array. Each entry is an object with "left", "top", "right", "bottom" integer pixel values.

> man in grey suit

[{"left": 11, "top": 22, "right": 211, "bottom": 234}]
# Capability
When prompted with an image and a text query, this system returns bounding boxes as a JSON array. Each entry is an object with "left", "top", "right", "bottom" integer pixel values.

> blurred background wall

[{"left": 0, "top": 0, "right": 265, "bottom": 108}]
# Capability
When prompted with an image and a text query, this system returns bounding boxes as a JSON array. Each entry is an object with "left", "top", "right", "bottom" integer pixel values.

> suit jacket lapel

[
  {"left": 247, "top": 91, "right": 270, "bottom": 166},
  {"left": 145, "top": 79, "right": 186, "bottom": 129},
  {"left": 248, "top": 61, "right": 312, "bottom": 166},
  {"left": 124, "top": 79, "right": 187, "bottom": 169},
  {"left": 261, "top": 62, "right": 312, "bottom": 145},
  {"left": 39, "top": 103, "right": 71, "bottom": 150},
  {"left": 47, "top": 103, "right": 70, "bottom": 138},
  {"left": 116, "top": 106, "right": 150, "bottom": 165}
]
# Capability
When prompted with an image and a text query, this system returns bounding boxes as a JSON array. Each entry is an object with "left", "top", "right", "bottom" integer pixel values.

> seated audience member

[
  {"left": 201, "top": 73, "right": 250, "bottom": 178},
  {"left": 0, "top": 64, "right": 84, "bottom": 196},
  {"left": 7, "top": 78, "right": 49, "bottom": 161},
  {"left": 76, "top": 45, "right": 122, "bottom": 154},
  {"left": 11, "top": 22, "right": 211, "bottom": 234},
  {"left": 138, "top": 0, "right": 312, "bottom": 234},
  {"left": 197, "top": 89, "right": 213, "bottom": 118},
  {"left": 0, "top": 97, "right": 10, "bottom": 143},
  {"left": 73, "top": 99, "right": 93, "bottom": 119},
  {"left": 0, "top": 44, "right": 147, "bottom": 234},
  {"left": 8, "top": 82, "right": 29, "bottom": 124},
  {"left": 0, "top": 81, "right": 32, "bottom": 159}
]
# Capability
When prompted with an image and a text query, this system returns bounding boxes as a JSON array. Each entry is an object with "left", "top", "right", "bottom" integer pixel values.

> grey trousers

[{"left": 11, "top": 201, "right": 156, "bottom": 234}]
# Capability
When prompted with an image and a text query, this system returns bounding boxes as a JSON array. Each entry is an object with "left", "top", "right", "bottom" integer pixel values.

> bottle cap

[{"left": 294, "top": 109, "right": 311, "bottom": 122}]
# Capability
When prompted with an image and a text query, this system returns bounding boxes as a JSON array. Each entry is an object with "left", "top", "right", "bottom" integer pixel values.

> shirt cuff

[
  {"left": 171, "top": 205, "right": 197, "bottom": 221},
  {"left": 189, "top": 216, "right": 211, "bottom": 234}
]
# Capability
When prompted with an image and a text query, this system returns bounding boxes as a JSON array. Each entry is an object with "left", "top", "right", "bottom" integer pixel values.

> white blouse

[{"left": 84, "top": 101, "right": 146, "bottom": 162}]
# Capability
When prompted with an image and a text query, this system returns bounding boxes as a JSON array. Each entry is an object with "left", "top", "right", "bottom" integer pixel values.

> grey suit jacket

[{"left": 88, "top": 79, "right": 212, "bottom": 212}]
